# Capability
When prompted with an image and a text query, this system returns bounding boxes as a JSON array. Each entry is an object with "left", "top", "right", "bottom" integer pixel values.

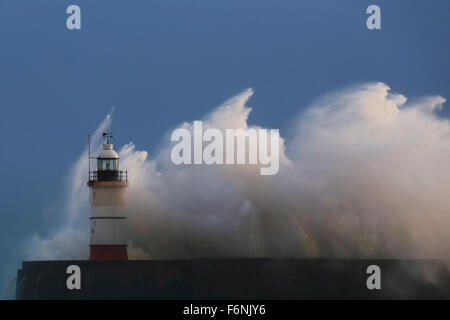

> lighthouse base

[{"left": 89, "top": 245, "right": 128, "bottom": 260}]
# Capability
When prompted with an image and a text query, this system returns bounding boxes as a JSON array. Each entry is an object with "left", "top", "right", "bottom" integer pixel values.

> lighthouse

[{"left": 87, "top": 132, "right": 129, "bottom": 260}]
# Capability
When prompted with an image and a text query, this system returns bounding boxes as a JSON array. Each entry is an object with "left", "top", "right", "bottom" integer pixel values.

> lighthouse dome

[{"left": 99, "top": 143, "right": 119, "bottom": 159}]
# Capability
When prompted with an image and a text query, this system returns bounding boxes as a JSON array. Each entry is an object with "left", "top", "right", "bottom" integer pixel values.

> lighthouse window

[
  {"left": 97, "top": 159, "right": 118, "bottom": 171},
  {"left": 109, "top": 159, "right": 117, "bottom": 170}
]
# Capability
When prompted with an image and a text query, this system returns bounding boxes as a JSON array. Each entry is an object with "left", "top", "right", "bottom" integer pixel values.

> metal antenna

[
  {"left": 88, "top": 134, "right": 91, "bottom": 180},
  {"left": 102, "top": 131, "right": 113, "bottom": 144}
]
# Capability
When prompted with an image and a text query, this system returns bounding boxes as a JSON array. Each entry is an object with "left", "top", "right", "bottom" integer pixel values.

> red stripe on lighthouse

[{"left": 90, "top": 245, "right": 128, "bottom": 260}]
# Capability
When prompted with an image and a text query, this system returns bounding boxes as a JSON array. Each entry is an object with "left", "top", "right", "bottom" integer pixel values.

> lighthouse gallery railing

[{"left": 89, "top": 170, "right": 128, "bottom": 182}]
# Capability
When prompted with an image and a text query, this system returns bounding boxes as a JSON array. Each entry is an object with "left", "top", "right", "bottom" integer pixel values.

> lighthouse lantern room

[{"left": 87, "top": 132, "right": 129, "bottom": 260}]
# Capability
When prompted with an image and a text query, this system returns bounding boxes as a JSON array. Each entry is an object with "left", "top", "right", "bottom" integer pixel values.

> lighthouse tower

[{"left": 87, "top": 132, "right": 129, "bottom": 260}]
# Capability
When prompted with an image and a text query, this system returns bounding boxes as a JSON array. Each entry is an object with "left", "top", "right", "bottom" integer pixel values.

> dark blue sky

[{"left": 0, "top": 0, "right": 449, "bottom": 296}]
